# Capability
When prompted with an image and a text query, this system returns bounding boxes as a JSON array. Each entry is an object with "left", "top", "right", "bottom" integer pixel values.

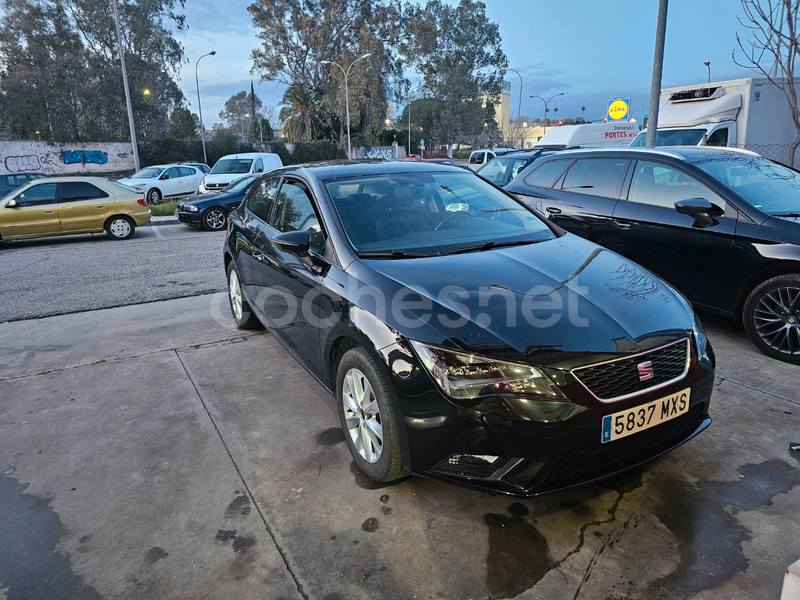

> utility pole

[
  {"left": 646, "top": 0, "right": 669, "bottom": 148},
  {"left": 112, "top": 0, "right": 140, "bottom": 171}
]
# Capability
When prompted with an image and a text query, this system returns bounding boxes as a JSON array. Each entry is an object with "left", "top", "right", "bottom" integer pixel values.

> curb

[{"left": 150, "top": 216, "right": 179, "bottom": 226}]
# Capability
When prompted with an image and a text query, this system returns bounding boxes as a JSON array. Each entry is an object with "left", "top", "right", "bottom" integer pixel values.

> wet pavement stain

[
  {"left": 215, "top": 529, "right": 237, "bottom": 543},
  {"left": 508, "top": 502, "right": 530, "bottom": 517},
  {"left": 483, "top": 509, "right": 553, "bottom": 599},
  {"left": 0, "top": 474, "right": 102, "bottom": 600},
  {"left": 144, "top": 546, "right": 169, "bottom": 564},
  {"left": 646, "top": 459, "right": 800, "bottom": 598},
  {"left": 225, "top": 494, "right": 252, "bottom": 517},
  {"left": 362, "top": 517, "right": 379, "bottom": 532},
  {"left": 232, "top": 536, "right": 255, "bottom": 553},
  {"left": 316, "top": 428, "right": 345, "bottom": 445},
  {"left": 349, "top": 462, "right": 404, "bottom": 490}
]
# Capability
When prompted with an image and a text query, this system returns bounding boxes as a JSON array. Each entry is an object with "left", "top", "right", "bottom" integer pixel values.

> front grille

[
  {"left": 529, "top": 403, "right": 705, "bottom": 490},
  {"left": 206, "top": 182, "right": 228, "bottom": 190},
  {"left": 572, "top": 339, "right": 689, "bottom": 401}
]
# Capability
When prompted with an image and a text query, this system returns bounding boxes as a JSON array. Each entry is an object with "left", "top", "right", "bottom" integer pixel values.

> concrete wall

[{"left": 0, "top": 141, "right": 135, "bottom": 175}]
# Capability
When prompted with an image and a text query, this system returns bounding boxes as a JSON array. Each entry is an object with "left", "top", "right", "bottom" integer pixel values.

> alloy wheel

[
  {"left": 753, "top": 286, "right": 800, "bottom": 355},
  {"left": 342, "top": 368, "right": 383, "bottom": 463},
  {"left": 204, "top": 209, "right": 226, "bottom": 230},
  {"left": 228, "top": 269, "right": 243, "bottom": 321}
]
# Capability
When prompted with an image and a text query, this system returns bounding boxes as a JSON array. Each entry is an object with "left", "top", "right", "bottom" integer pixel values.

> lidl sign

[{"left": 607, "top": 98, "right": 630, "bottom": 121}]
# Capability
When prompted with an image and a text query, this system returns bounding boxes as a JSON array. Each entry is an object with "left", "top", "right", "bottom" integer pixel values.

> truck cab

[{"left": 630, "top": 121, "right": 736, "bottom": 148}]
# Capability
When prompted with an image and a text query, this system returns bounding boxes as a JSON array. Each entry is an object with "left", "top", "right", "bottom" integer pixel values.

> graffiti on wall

[
  {"left": 63, "top": 150, "right": 109, "bottom": 165},
  {"left": 359, "top": 146, "right": 397, "bottom": 160},
  {"left": 4, "top": 155, "right": 42, "bottom": 172},
  {"left": 0, "top": 141, "right": 133, "bottom": 175}
]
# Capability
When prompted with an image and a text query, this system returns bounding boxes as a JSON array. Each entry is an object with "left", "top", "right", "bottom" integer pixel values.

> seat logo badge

[{"left": 637, "top": 361, "right": 655, "bottom": 382}]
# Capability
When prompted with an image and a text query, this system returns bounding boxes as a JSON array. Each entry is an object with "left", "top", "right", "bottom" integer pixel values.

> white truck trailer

[
  {"left": 534, "top": 121, "right": 640, "bottom": 149},
  {"left": 630, "top": 77, "right": 800, "bottom": 168}
]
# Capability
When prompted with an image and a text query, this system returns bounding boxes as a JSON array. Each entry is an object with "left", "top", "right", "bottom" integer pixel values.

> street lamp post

[
  {"left": 112, "top": 0, "right": 140, "bottom": 171},
  {"left": 530, "top": 92, "right": 565, "bottom": 134},
  {"left": 320, "top": 53, "right": 371, "bottom": 159},
  {"left": 704, "top": 60, "right": 711, "bottom": 83},
  {"left": 500, "top": 67, "right": 523, "bottom": 146},
  {"left": 195, "top": 50, "right": 216, "bottom": 165}
]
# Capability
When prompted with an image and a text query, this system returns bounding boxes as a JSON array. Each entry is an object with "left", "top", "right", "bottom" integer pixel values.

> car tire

[
  {"left": 742, "top": 274, "right": 800, "bottom": 364},
  {"left": 226, "top": 262, "right": 260, "bottom": 330},
  {"left": 147, "top": 188, "right": 162, "bottom": 205},
  {"left": 202, "top": 207, "right": 227, "bottom": 231},
  {"left": 105, "top": 216, "right": 135, "bottom": 240},
  {"left": 336, "top": 347, "right": 406, "bottom": 483}
]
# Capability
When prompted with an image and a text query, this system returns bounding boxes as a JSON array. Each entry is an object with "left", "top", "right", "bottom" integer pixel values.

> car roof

[
  {"left": 21, "top": 176, "right": 120, "bottom": 184},
  {"left": 539, "top": 145, "right": 761, "bottom": 163},
  {"left": 217, "top": 152, "right": 277, "bottom": 159},
  {"left": 265, "top": 159, "right": 468, "bottom": 181}
]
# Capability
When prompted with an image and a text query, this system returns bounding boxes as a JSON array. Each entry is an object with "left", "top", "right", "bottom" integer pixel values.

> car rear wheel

[
  {"left": 336, "top": 347, "right": 405, "bottom": 482},
  {"left": 202, "top": 207, "right": 227, "bottom": 231},
  {"left": 147, "top": 188, "right": 162, "bottom": 205},
  {"left": 226, "top": 262, "right": 260, "bottom": 329},
  {"left": 105, "top": 216, "right": 135, "bottom": 240},
  {"left": 743, "top": 274, "right": 800, "bottom": 364}
]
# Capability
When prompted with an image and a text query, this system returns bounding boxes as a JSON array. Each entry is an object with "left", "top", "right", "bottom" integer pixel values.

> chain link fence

[{"left": 734, "top": 143, "right": 800, "bottom": 170}]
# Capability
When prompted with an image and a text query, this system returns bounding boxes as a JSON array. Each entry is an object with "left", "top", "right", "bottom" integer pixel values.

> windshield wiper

[
  {"left": 437, "top": 239, "right": 540, "bottom": 256},
  {"left": 357, "top": 250, "right": 431, "bottom": 259},
  {"left": 773, "top": 213, "right": 800, "bottom": 218}
]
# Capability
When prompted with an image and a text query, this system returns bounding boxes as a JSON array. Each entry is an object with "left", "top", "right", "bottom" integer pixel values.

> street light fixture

[
  {"left": 143, "top": 88, "right": 151, "bottom": 96},
  {"left": 195, "top": 50, "right": 216, "bottom": 165},
  {"left": 320, "top": 53, "right": 372, "bottom": 158},
  {"left": 530, "top": 92, "right": 565, "bottom": 134},
  {"left": 112, "top": 0, "right": 140, "bottom": 171},
  {"left": 704, "top": 60, "right": 711, "bottom": 83},
  {"left": 500, "top": 67, "right": 524, "bottom": 146}
]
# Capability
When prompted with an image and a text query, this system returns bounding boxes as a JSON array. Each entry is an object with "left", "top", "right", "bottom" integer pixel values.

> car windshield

[
  {"left": 325, "top": 171, "right": 555, "bottom": 257},
  {"left": 224, "top": 176, "right": 257, "bottom": 193},
  {"left": 630, "top": 129, "right": 705, "bottom": 147},
  {"left": 211, "top": 159, "right": 253, "bottom": 174},
  {"left": 477, "top": 157, "right": 529, "bottom": 186},
  {"left": 130, "top": 167, "right": 163, "bottom": 179},
  {"left": 694, "top": 155, "right": 800, "bottom": 215}
]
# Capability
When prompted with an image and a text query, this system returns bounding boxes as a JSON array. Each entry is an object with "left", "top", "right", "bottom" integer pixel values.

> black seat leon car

[
  {"left": 505, "top": 147, "right": 800, "bottom": 364},
  {"left": 223, "top": 160, "right": 714, "bottom": 497}
]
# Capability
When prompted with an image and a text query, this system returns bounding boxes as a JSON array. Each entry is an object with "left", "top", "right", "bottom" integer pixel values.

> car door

[
  {"left": 158, "top": 167, "right": 182, "bottom": 197},
  {"left": 178, "top": 166, "right": 202, "bottom": 195},
  {"left": 237, "top": 177, "right": 281, "bottom": 301},
  {"left": 610, "top": 159, "right": 736, "bottom": 308},
  {"left": 250, "top": 177, "right": 328, "bottom": 374},
  {"left": 0, "top": 182, "right": 60, "bottom": 239},
  {"left": 539, "top": 157, "right": 631, "bottom": 246},
  {"left": 509, "top": 158, "right": 574, "bottom": 214},
  {"left": 58, "top": 181, "right": 111, "bottom": 233}
]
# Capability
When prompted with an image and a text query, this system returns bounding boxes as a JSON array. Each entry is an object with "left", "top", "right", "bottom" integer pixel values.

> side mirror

[
  {"left": 254, "top": 168, "right": 263, "bottom": 173},
  {"left": 160, "top": 173, "right": 170, "bottom": 180},
  {"left": 675, "top": 198, "right": 723, "bottom": 225},
  {"left": 5, "top": 199, "right": 18, "bottom": 208},
  {"left": 274, "top": 230, "right": 310, "bottom": 257}
]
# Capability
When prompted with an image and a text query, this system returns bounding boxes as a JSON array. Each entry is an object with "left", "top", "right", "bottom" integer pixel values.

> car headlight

[
  {"left": 693, "top": 314, "right": 709, "bottom": 357},
  {"left": 185, "top": 204, "right": 200, "bottom": 212}
]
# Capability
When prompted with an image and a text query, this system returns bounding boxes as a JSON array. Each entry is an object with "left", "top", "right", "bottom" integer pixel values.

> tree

[
  {"left": 403, "top": 0, "right": 507, "bottom": 145},
  {"left": 279, "top": 82, "right": 324, "bottom": 142},
  {"left": 166, "top": 107, "right": 199, "bottom": 140},
  {"left": 249, "top": 116, "right": 274, "bottom": 142},
  {"left": 220, "top": 90, "right": 263, "bottom": 137},
  {"left": 734, "top": 0, "right": 800, "bottom": 166}
]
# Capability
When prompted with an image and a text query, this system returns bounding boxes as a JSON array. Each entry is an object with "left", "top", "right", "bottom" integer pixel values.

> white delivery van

[
  {"left": 468, "top": 147, "right": 517, "bottom": 166},
  {"left": 630, "top": 78, "right": 800, "bottom": 167},
  {"left": 199, "top": 152, "right": 282, "bottom": 193},
  {"left": 534, "top": 122, "right": 640, "bottom": 149}
]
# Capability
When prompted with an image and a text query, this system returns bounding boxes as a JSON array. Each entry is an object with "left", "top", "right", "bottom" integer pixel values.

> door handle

[
  {"left": 613, "top": 220, "right": 633, "bottom": 230},
  {"left": 253, "top": 252, "right": 266, "bottom": 262},
  {"left": 96, "top": 205, "right": 105, "bottom": 209},
  {"left": 45, "top": 210, "right": 54, "bottom": 214},
  {"left": 545, "top": 206, "right": 562, "bottom": 215}
]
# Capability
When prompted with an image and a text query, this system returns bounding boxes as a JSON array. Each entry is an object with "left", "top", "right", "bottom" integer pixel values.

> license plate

[{"left": 601, "top": 388, "right": 690, "bottom": 443}]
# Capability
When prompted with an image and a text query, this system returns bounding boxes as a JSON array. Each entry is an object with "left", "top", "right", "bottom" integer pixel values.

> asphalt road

[{"left": 0, "top": 224, "right": 226, "bottom": 323}]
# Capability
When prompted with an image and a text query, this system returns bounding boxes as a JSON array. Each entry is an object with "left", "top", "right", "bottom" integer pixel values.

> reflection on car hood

[
  {"left": 361, "top": 235, "right": 694, "bottom": 362},
  {"left": 183, "top": 190, "right": 226, "bottom": 205}
]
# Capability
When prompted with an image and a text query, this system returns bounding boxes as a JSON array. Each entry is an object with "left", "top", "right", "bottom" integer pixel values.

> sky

[{"left": 176, "top": 0, "right": 756, "bottom": 128}]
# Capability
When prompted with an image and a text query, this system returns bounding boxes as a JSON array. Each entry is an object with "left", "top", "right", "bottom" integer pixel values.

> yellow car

[{"left": 0, "top": 177, "right": 151, "bottom": 242}]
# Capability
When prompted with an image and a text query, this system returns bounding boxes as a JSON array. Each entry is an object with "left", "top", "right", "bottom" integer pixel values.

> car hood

[
  {"left": 356, "top": 235, "right": 694, "bottom": 364},
  {"left": 182, "top": 190, "right": 231, "bottom": 205}
]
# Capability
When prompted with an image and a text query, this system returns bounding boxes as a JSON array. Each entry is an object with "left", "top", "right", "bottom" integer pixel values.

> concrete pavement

[{"left": 0, "top": 294, "right": 798, "bottom": 599}]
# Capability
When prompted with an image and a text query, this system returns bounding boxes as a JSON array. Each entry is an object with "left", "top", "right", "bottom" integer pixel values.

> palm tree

[{"left": 279, "top": 82, "right": 323, "bottom": 142}]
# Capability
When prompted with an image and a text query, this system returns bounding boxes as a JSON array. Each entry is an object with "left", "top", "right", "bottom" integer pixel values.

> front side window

[
  {"left": 14, "top": 183, "right": 57, "bottom": 206},
  {"left": 254, "top": 158, "right": 264, "bottom": 173},
  {"left": 627, "top": 160, "right": 726, "bottom": 211},
  {"left": 561, "top": 158, "right": 630, "bottom": 198},
  {"left": 211, "top": 159, "right": 254, "bottom": 175},
  {"left": 706, "top": 128, "right": 729, "bottom": 147},
  {"left": 61, "top": 182, "right": 108, "bottom": 202},
  {"left": 246, "top": 178, "right": 280, "bottom": 222},
  {"left": 470, "top": 152, "right": 485, "bottom": 164},
  {"left": 162, "top": 167, "right": 180, "bottom": 179},
  {"left": 325, "top": 171, "right": 555, "bottom": 256},
  {"left": 270, "top": 180, "right": 326, "bottom": 254}
]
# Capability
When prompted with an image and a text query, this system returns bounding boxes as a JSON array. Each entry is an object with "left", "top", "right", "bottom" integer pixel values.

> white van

[
  {"left": 468, "top": 147, "right": 517, "bottom": 167},
  {"left": 534, "top": 122, "right": 639, "bottom": 149},
  {"left": 199, "top": 152, "right": 282, "bottom": 193}
]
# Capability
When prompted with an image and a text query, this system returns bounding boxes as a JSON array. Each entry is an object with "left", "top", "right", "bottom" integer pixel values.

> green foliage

[
  {"left": 249, "top": 117, "right": 274, "bottom": 142},
  {"left": 220, "top": 90, "right": 263, "bottom": 136},
  {"left": 166, "top": 108, "right": 199, "bottom": 140},
  {"left": 279, "top": 83, "right": 325, "bottom": 142}
]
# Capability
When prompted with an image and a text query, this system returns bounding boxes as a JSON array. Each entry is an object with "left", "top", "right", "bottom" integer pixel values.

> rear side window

[
  {"left": 561, "top": 158, "right": 629, "bottom": 198},
  {"left": 246, "top": 178, "right": 280, "bottom": 222},
  {"left": 61, "top": 182, "right": 108, "bottom": 202},
  {"left": 522, "top": 159, "right": 571, "bottom": 189},
  {"left": 178, "top": 167, "right": 196, "bottom": 177}
]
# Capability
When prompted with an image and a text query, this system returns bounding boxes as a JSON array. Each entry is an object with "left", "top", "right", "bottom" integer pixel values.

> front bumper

[
  {"left": 389, "top": 339, "right": 715, "bottom": 497},
  {"left": 176, "top": 209, "right": 202, "bottom": 226}
]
